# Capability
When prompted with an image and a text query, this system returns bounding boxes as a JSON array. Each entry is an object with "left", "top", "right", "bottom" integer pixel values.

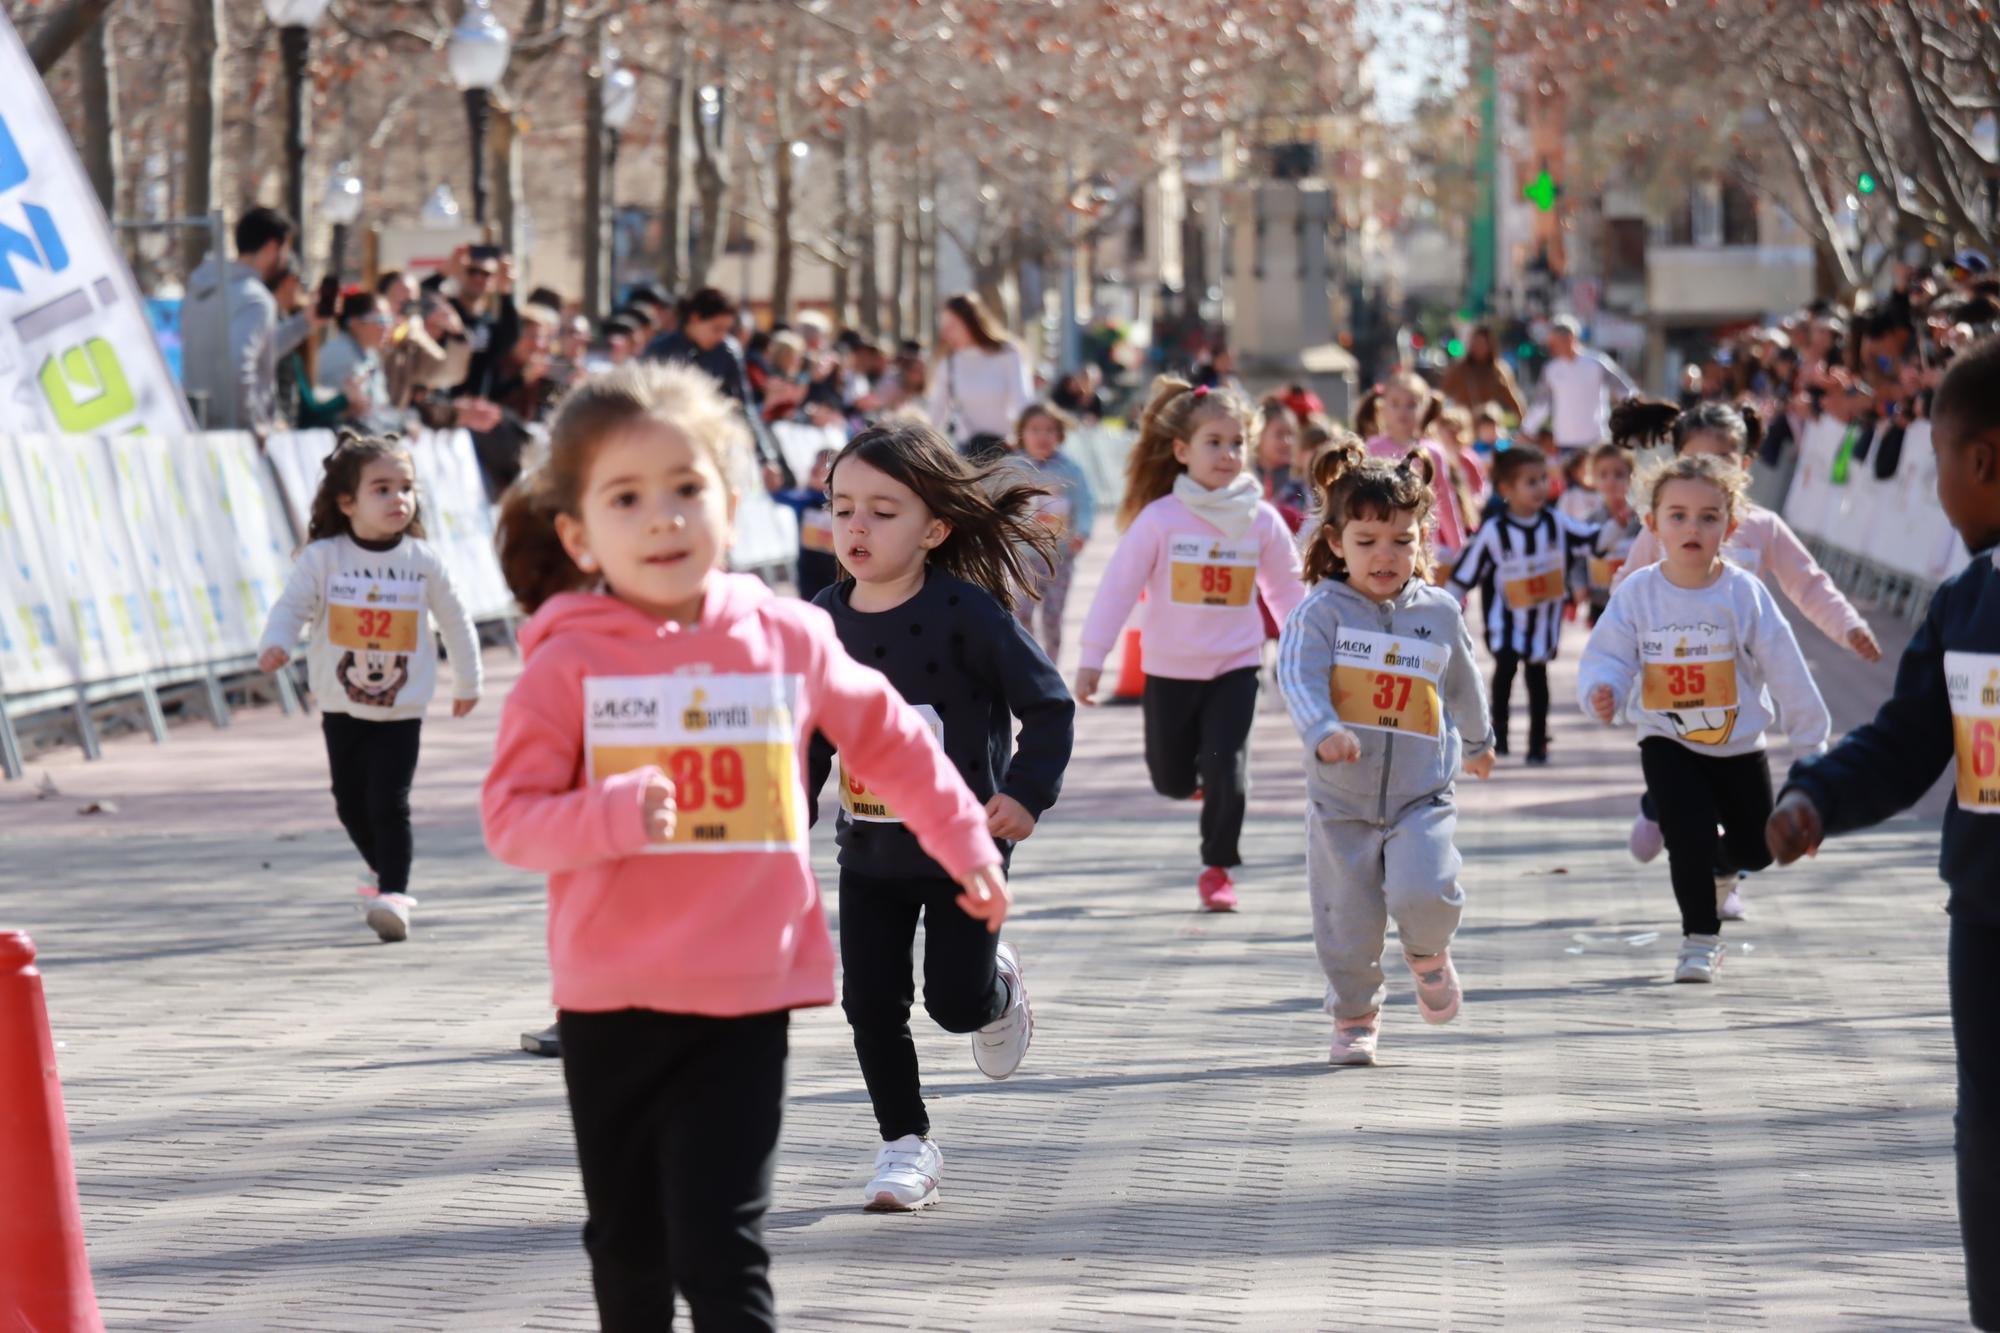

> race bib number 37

[
  {"left": 328, "top": 574, "right": 423, "bottom": 653},
  {"left": 841, "top": 704, "right": 944, "bottom": 823},
  {"left": 585, "top": 673, "right": 804, "bottom": 852},
  {"left": 1328, "top": 628, "right": 1445, "bottom": 740},
  {"left": 1946, "top": 651, "right": 2000, "bottom": 813},
  {"left": 1168, "top": 534, "right": 1256, "bottom": 608}
]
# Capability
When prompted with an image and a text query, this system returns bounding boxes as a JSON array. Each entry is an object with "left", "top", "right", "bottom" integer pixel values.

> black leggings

[
  {"left": 1489, "top": 650, "right": 1549, "bottom": 757},
  {"left": 1141, "top": 667, "right": 1260, "bottom": 869},
  {"left": 1953, "top": 915, "right": 2000, "bottom": 1329},
  {"left": 560, "top": 1008, "right": 788, "bottom": 1332},
  {"left": 839, "top": 869, "right": 1006, "bottom": 1141},
  {"left": 321, "top": 713, "right": 422, "bottom": 894},
  {"left": 1637, "top": 738, "right": 1772, "bottom": 936}
]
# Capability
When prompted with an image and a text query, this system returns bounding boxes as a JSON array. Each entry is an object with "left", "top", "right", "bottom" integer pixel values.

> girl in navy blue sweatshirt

[
  {"left": 807, "top": 419, "right": 1075, "bottom": 1215},
  {"left": 1768, "top": 336, "right": 2000, "bottom": 1331}
]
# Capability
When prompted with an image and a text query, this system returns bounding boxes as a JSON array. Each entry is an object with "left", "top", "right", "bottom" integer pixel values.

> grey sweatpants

[
  {"left": 1308, "top": 794, "right": 1465, "bottom": 1020},
  {"left": 1016, "top": 548, "right": 1077, "bottom": 662}
]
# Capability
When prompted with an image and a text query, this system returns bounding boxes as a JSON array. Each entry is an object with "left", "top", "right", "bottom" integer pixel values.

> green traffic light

[
  {"left": 1857, "top": 172, "right": 1878, "bottom": 194},
  {"left": 1518, "top": 342, "right": 1535, "bottom": 357},
  {"left": 1447, "top": 338, "right": 1465, "bottom": 358},
  {"left": 1523, "top": 170, "right": 1557, "bottom": 213}
]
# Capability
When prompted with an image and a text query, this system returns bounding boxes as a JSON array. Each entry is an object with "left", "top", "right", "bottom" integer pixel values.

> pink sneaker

[
  {"left": 1197, "top": 866, "right": 1237, "bottom": 912},
  {"left": 1329, "top": 1012, "right": 1380, "bottom": 1065},
  {"left": 1405, "top": 949, "right": 1462, "bottom": 1025}
]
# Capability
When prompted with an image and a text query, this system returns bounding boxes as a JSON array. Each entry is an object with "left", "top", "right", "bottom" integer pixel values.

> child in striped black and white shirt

[{"left": 1447, "top": 446, "right": 1599, "bottom": 764}]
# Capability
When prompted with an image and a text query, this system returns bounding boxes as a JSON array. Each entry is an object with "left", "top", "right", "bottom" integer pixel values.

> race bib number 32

[
  {"left": 841, "top": 704, "right": 944, "bottom": 822},
  {"left": 1498, "top": 550, "right": 1566, "bottom": 611},
  {"left": 585, "top": 673, "right": 804, "bottom": 852},
  {"left": 1328, "top": 628, "right": 1445, "bottom": 740},
  {"left": 328, "top": 574, "right": 423, "bottom": 653},
  {"left": 1167, "top": 534, "right": 1256, "bottom": 608},
  {"left": 1946, "top": 651, "right": 2000, "bottom": 813}
]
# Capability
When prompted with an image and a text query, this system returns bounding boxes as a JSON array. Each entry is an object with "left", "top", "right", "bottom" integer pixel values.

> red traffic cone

[
  {"left": 1111, "top": 626, "right": 1145, "bottom": 701},
  {"left": 1, "top": 931, "right": 103, "bottom": 1333}
]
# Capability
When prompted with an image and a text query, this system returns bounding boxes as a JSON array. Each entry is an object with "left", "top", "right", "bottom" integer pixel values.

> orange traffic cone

[
  {"left": 1, "top": 931, "right": 103, "bottom": 1333},
  {"left": 1111, "top": 626, "right": 1145, "bottom": 701}
]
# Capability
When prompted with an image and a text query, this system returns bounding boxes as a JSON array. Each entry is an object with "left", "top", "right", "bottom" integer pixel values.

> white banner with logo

[{"left": 0, "top": 15, "right": 192, "bottom": 437}]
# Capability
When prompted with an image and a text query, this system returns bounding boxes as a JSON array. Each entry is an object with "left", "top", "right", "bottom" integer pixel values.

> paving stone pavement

[{"left": 0, "top": 544, "right": 1969, "bottom": 1331}]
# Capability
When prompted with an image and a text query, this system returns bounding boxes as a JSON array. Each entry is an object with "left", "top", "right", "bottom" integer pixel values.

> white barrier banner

[
  {"left": 409, "top": 429, "right": 514, "bottom": 621},
  {"left": 0, "top": 436, "right": 71, "bottom": 693},
  {"left": 108, "top": 434, "right": 214, "bottom": 672},
  {"left": 771, "top": 420, "right": 845, "bottom": 486},
  {"left": 0, "top": 16, "right": 193, "bottom": 438},
  {"left": 43, "top": 435, "right": 154, "bottom": 682},
  {"left": 264, "top": 429, "right": 339, "bottom": 539}
]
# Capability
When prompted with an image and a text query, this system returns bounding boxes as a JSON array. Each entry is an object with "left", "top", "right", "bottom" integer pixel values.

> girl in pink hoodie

[
  {"left": 481, "top": 363, "right": 1003, "bottom": 1330},
  {"left": 1607, "top": 397, "right": 1882, "bottom": 917},
  {"left": 1074, "top": 376, "right": 1306, "bottom": 911},
  {"left": 1359, "top": 371, "right": 1469, "bottom": 560}
]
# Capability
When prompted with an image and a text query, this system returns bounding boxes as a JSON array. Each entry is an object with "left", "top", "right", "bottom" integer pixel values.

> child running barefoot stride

[
  {"left": 258, "top": 436, "right": 482, "bottom": 943},
  {"left": 1074, "top": 376, "right": 1306, "bottom": 911},
  {"left": 1277, "top": 443, "right": 1496, "bottom": 1066},
  {"left": 1578, "top": 452, "right": 1829, "bottom": 984},
  {"left": 1608, "top": 398, "right": 1880, "bottom": 914},
  {"left": 806, "top": 419, "right": 1073, "bottom": 1214},
  {"left": 481, "top": 364, "right": 1004, "bottom": 1329},
  {"left": 1767, "top": 337, "right": 2000, "bottom": 1330}
]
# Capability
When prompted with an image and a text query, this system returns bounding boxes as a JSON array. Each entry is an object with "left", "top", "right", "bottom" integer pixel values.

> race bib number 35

[
  {"left": 1499, "top": 550, "right": 1566, "bottom": 611},
  {"left": 1168, "top": 534, "right": 1256, "bottom": 608},
  {"left": 1638, "top": 631, "right": 1740, "bottom": 712},
  {"left": 841, "top": 704, "right": 944, "bottom": 823},
  {"left": 585, "top": 673, "right": 804, "bottom": 852},
  {"left": 1946, "top": 652, "right": 2000, "bottom": 813},
  {"left": 1328, "top": 628, "right": 1445, "bottom": 740},
  {"left": 328, "top": 574, "right": 423, "bottom": 653}
]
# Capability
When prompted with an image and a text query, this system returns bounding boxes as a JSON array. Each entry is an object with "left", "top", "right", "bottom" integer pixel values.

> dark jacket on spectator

[{"left": 646, "top": 330, "right": 794, "bottom": 484}]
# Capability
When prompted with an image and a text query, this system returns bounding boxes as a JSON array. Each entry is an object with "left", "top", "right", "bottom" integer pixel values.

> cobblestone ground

[{"left": 0, "top": 544, "right": 1967, "bottom": 1331}]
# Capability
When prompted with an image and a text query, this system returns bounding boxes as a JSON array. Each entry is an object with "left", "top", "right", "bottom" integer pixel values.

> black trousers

[
  {"left": 1141, "top": 667, "right": 1260, "bottom": 869},
  {"left": 838, "top": 869, "right": 1006, "bottom": 1142},
  {"left": 321, "top": 713, "right": 422, "bottom": 895},
  {"left": 1637, "top": 738, "right": 1772, "bottom": 936},
  {"left": 1489, "top": 650, "right": 1549, "bottom": 758},
  {"left": 1953, "top": 916, "right": 2000, "bottom": 1329},
  {"left": 559, "top": 1008, "right": 788, "bottom": 1332}
]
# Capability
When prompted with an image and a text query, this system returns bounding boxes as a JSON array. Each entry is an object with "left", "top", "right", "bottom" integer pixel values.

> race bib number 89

[
  {"left": 1946, "top": 652, "right": 2000, "bottom": 813},
  {"left": 1168, "top": 534, "right": 1256, "bottom": 608},
  {"left": 586, "top": 673, "right": 803, "bottom": 852},
  {"left": 1328, "top": 628, "right": 1444, "bottom": 740},
  {"left": 328, "top": 574, "right": 423, "bottom": 654}
]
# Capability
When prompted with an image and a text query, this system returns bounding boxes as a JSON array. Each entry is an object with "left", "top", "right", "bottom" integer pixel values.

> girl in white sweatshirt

[
  {"left": 1578, "top": 452, "right": 1829, "bottom": 984},
  {"left": 259, "top": 436, "right": 482, "bottom": 942}
]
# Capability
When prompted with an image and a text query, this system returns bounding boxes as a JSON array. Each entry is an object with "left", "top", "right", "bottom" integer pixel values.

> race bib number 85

[
  {"left": 585, "top": 673, "right": 804, "bottom": 852},
  {"left": 1946, "top": 652, "right": 2000, "bottom": 813},
  {"left": 1168, "top": 534, "right": 1256, "bottom": 608},
  {"left": 1328, "top": 628, "right": 1444, "bottom": 740},
  {"left": 328, "top": 574, "right": 423, "bottom": 654}
]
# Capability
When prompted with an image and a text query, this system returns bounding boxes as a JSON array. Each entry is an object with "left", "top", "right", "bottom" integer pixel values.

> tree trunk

[
  {"left": 830, "top": 126, "right": 853, "bottom": 328},
  {"left": 79, "top": 16, "right": 118, "bottom": 218},
  {"left": 888, "top": 199, "right": 907, "bottom": 343},
  {"left": 772, "top": 134, "right": 795, "bottom": 323},
  {"left": 659, "top": 44, "right": 686, "bottom": 293},
  {"left": 582, "top": 32, "right": 607, "bottom": 317},
  {"left": 489, "top": 103, "right": 520, "bottom": 252},
  {"left": 28, "top": 0, "right": 117, "bottom": 74},
  {"left": 854, "top": 108, "right": 881, "bottom": 337}
]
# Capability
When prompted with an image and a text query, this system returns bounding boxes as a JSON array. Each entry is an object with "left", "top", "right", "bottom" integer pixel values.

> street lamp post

[
  {"left": 323, "top": 161, "right": 363, "bottom": 280},
  {"left": 603, "top": 62, "right": 639, "bottom": 298},
  {"left": 447, "top": 0, "right": 513, "bottom": 229},
  {"left": 263, "top": 0, "right": 333, "bottom": 235}
]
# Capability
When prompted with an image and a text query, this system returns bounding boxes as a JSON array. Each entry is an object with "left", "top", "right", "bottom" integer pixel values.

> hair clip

[{"left": 1191, "top": 385, "right": 1211, "bottom": 399}]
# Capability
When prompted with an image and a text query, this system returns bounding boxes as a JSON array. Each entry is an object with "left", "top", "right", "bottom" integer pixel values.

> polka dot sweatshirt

[{"left": 808, "top": 572, "right": 1075, "bottom": 878}]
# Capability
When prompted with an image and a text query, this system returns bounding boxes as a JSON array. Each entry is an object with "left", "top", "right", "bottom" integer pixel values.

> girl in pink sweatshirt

[
  {"left": 1074, "top": 376, "right": 1306, "bottom": 910},
  {"left": 1606, "top": 398, "right": 1882, "bottom": 914},
  {"left": 1359, "top": 370, "right": 1469, "bottom": 559},
  {"left": 480, "top": 363, "right": 1003, "bottom": 1330}
]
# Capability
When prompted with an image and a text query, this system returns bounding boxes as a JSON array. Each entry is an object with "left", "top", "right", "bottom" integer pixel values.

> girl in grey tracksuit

[{"left": 1276, "top": 443, "right": 1496, "bottom": 1065}]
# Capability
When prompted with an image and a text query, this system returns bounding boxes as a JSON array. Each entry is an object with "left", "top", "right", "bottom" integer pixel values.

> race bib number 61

[
  {"left": 1947, "top": 652, "right": 2000, "bottom": 813},
  {"left": 585, "top": 673, "right": 804, "bottom": 852}
]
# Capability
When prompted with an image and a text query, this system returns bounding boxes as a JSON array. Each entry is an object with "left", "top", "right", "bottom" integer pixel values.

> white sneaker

[
  {"left": 1629, "top": 810, "right": 1664, "bottom": 862},
  {"left": 973, "top": 941, "right": 1033, "bottom": 1079},
  {"left": 1717, "top": 873, "right": 1747, "bottom": 921},
  {"left": 1675, "top": 934, "right": 1725, "bottom": 983},
  {"left": 520, "top": 1022, "right": 561, "bottom": 1057},
  {"left": 363, "top": 891, "right": 415, "bottom": 943},
  {"left": 863, "top": 1134, "right": 942, "bottom": 1212}
]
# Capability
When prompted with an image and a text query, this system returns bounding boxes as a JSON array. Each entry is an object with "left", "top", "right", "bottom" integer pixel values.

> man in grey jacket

[{"left": 182, "top": 208, "right": 314, "bottom": 432}]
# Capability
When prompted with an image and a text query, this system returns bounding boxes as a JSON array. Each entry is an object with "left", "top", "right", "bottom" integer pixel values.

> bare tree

[
  {"left": 78, "top": 15, "right": 117, "bottom": 215},
  {"left": 182, "top": 0, "right": 221, "bottom": 271}
]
